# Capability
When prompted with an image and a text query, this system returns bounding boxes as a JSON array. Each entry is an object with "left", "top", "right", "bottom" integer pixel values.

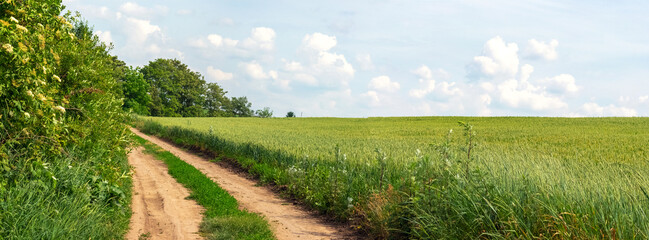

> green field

[{"left": 138, "top": 116, "right": 649, "bottom": 239}]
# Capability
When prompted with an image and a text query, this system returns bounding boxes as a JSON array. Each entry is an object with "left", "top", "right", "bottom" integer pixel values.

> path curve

[
  {"left": 131, "top": 127, "right": 351, "bottom": 240},
  {"left": 126, "top": 147, "right": 204, "bottom": 240}
]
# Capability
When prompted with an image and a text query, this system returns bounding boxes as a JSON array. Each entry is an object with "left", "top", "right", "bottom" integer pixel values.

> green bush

[{"left": 1, "top": 1, "right": 131, "bottom": 238}]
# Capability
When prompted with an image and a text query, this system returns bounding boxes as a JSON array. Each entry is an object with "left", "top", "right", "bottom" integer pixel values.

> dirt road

[
  {"left": 126, "top": 147, "right": 204, "bottom": 240},
  {"left": 130, "top": 127, "right": 350, "bottom": 240}
]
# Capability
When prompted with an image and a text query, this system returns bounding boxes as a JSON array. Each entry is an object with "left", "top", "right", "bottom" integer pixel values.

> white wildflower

[
  {"left": 24, "top": 112, "right": 30, "bottom": 118},
  {"left": 52, "top": 75, "right": 61, "bottom": 82},
  {"left": 37, "top": 93, "right": 47, "bottom": 101},
  {"left": 2, "top": 43, "right": 12, "bottom": 53},
  {"left": 9, "top": 17, "right": 18, "bottom": 23},
  {"left": 26, "top": 90, "right": 33, "bottom": 97},
  {"left": 52, "top": 176, "right": 57, "bottom": 181},
  {"left": 16, "top": 24, "right": 27, "bottom": 32},
  {"left": 54, "top": 106, "right": 66, "bottom": 113}
]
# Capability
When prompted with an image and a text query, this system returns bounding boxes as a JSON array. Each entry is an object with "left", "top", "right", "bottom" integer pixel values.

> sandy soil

[
  {"left": 130, "top": 127, "right": 351, "bottom": 240},
  {"left": 126, "top": 147, "right": 204, "bottom": 240}
]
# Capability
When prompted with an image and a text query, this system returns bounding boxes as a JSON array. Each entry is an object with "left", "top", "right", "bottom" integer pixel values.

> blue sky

[{"left": 62, "top": 0, "right": 649, "bottom": 117}]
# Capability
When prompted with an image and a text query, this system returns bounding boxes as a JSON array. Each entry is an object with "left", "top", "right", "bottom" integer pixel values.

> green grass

[
  {"left": 133, "top": 136, "right": 275, "bottom": 240},
  {"left": 0, "top": 146, "right": 132, "bottom": 239},
  {"left": 136, "top": 116, "right": 649, "bottom": 239}
]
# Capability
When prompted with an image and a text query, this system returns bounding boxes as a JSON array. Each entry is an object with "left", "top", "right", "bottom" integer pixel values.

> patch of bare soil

[
  {"left": 130, "top": 127, "right": 353, "bottom": 240},
  {"left": 126, "top": 147, "right": 204, "bottom": 240}
]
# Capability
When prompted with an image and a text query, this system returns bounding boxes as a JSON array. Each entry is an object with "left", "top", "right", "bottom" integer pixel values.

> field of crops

[{"left": 138, "top": 116, "right": 649, "bottom": 239}]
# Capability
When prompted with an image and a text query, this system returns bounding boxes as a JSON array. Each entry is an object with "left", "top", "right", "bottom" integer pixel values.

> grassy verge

[{"left": 133, "top": 135, "right": 275, "bottom": 240}]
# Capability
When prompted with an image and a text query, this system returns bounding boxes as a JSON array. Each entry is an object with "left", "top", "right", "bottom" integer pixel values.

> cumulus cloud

[
  {"left": 241, "top": 61, "right": 269, "bottom": 79},
  {"left": 414, "top": 65, "right": 433, "bottom": 79},
  {"left": 206, "top": 66, "right": 233, "bottom": 82},
  {"left": 207, "top": 34, "right": 238, "bottom": 48},
  {"left": 580, "top": 103, "right": 637, "bottom": 117},
  {"left": 287, "top": 32, "right": 355, "bottom": 87},
  {"left": 301, "top": 32, "right": 337, "bottom": 52},
  {"left": 356, "top": 53, "right": 374, "bottom": 70},
  {"left": 640, "top": 95, "right": 649, "bottom": 103},
  {"left": 241, "top": 27, "right": 276, "bottom": 51},
  {"left": 540, "top": 74, "right": 579, "bottom": 94},
  {"left": 368, "top": 75, "right": 400, "bottom": 92},
  {"left": 283, "top": 60, "right": 303, "bottom": 72},
  {"left": 409, "top": 79, "right": 436, "bottom": 98},
  {"left": 361, "top": 90, "right": 381, "bottom": 106},
  {"left": 470, "top": 36, "right": 520, "bottom": 78},
  {"left": 525, "top": 39, "right": 559, "bottom": 60},
  {"left": 119, "top": 2, "right": 168, "bottom": 18},
  {"left": 123, "top": 17, "right": 161, "bottom": 44},
  {"left": 95, "top": 30, "right": 112, "bottom": 45},
  {"left": 497, "top": 79, "right": 567, "bottom": 111}
]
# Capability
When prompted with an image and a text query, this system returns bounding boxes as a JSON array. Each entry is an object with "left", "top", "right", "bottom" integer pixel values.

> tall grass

[{"left": 136, "top": 117, "right": 649, "bottom": 239}]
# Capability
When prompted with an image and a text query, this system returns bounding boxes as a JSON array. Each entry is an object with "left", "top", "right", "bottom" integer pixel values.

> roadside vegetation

[
  {"left": 1, "top": 0, "right": 131, "bottom": 238},
  {"left": 136, "top": 116, "right": 649, "bottom": 239},
  {"left": 134, "top": 136, "right": 275, "bottom": 240}
]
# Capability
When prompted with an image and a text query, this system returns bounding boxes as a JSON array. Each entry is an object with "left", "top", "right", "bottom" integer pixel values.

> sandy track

[
  {"left": 126, "top": 147, "right": 204, "bottom": 240},
  {"left": 131, "top": 127, "right": 350, "bottom": 240}
]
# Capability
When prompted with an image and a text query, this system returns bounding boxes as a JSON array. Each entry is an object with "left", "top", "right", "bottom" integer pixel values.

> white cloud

[
  {"left": 498, "top": 79, "right": 567, "bottom": 111},
  {"left": 581, "top": 103, "right": 637, "bottom": 117},
  {"left": 283, "top": 60, "right": 303, "bottom": 72},
  {"left": 302, "top": 32, "right": 337, "bottom": 52},
  {"left": 470, "top": 36, "right": 520, "bottom": 78},
  {"left": 296, "top": 33, "right": 355, "bottom": 87},
  {"left": 437, "top": 81, "right": 463, "bottom": 97},
  {"left": 123, "top": 17, "right": 161, "bottom": 44},
  {"left": 368, "top": 75, "right": 400, "bottom": 92},
  {"left": 95, "top": 30, "right": 112, "bottom": 45},
  {"left": 414, "top": 65, "right": 433, "bottom": 79},
  {"left": 361, "top": 90, "right": 381, "bottom": 106},
  {"left": 540, "top": 74, "right": 579, "bottom": 94},
  {"left": 206, "top": 66, "right": 233, "bottom": 81},
  {"left": 120, "top": 2, "right": 148, "bottom": 16},
  {"left": 525, "top": 39, "right": 559, "bottom": 60},
  {"left": 409, "top": 79, "right": 435, "bottom": 98},
  {"left": 207, "top": 34, "right": 238, "bottom": 48},
  {"left": 119, "top": 2, "right": 168, "bottom": 18},
  {"left": 639, "top": 95, "right": 649, "bottom": 103},
  {"left": 356, "top": 54, "right": 374, "bottom": 70},
  {"left": 241, "top": 61, "right": 268, "bottom": 79},
  {"left": 241, "top": 27, "right": 276, "bottom": 51}
]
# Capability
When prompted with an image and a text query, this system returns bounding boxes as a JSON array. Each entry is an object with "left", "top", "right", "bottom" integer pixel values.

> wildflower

[
  {"left": 52, "top": 75, "right": 61, "bottom": 82},
  {"left": 54, "top": 106, "right": 66, "bottom": 113},
  {"left": 2, "top": 43, "right": 12, "bottom": 53},
  {"left": 24, "top": 112, "right": 30, "bottom": 118},
  {"left": 52, "top": 176, "right": 57, "bottom": 181},
  {"left": 16, "top": 24, "right": 27, "bottom": 32},
  {"left": 37, "top": 93, "right": 47, "bottom": 101},
  {"left": 26, "top": 90, "right": 33, "bottom": 97},
  {"left": 9, "top": 17, "right": 18, "bottom": 23}
]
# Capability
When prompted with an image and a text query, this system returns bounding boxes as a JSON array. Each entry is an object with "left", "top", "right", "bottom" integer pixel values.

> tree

[
  {"left": 286, "top": 111, "right": 295, "bottom": 117},
  {"left": 140, "top": 58, "right": 206, "bottom": 117},
  {"left": 121, "top": 67, "right": 151, "bottom": 115},
  {"left": 204, "top": 82, "right": 231, "bottom": 117},
  {"left": 228, "top": 96, "right": 253, "bottom": 117},
  {"left": 256, "top": 107, "right": 273, "bottom": 118}
]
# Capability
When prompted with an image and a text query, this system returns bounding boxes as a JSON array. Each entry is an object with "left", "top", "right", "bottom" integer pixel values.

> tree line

[{"left": 121, "top": 58, "right": 272, "bottom": 118}]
